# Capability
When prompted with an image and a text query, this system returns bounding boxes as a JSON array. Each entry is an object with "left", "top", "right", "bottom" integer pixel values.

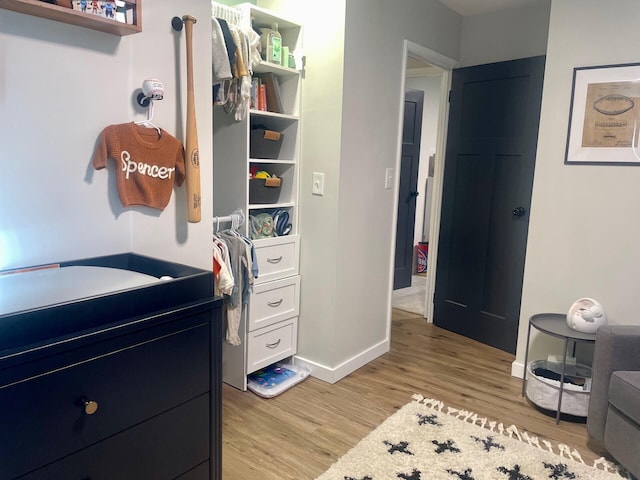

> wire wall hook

[{"left": 171, "top": 16, "right": 184, "bottom": 31}]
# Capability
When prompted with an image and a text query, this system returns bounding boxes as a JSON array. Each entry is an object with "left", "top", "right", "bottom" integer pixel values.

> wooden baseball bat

[{"left": 183, "top": 15, "right": 201, "bottom": 223}]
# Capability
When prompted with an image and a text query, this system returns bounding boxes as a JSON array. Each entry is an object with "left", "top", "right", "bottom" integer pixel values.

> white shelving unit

[{"left": 213, "top": 4, "right": 303, "bottom": 391}]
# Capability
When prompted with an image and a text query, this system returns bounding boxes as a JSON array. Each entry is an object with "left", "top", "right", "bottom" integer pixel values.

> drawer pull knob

[
  {"left": 267, "top": 298, "right": 284, "bottom": 307},
  {"left": 267, "top": 256, "right": 283, "bottom": 264},
  {"left": 266, "top": 339, "right": 281, "bottom": 349},
  {"left": 84, "top": 399, "right": 99, "bottom": 415}
]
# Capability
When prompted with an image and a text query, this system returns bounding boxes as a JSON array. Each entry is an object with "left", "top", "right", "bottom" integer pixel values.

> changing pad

[{"left": 0, "top": 266, "right": 161, "bottom": 316}]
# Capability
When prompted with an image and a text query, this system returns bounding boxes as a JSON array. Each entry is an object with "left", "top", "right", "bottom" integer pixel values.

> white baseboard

[
  {"left": 294, "top": 339, "right": 389, "bottom": 384},
  {"left": 511, "top": 360, "right": 525, "bottom": 379}
]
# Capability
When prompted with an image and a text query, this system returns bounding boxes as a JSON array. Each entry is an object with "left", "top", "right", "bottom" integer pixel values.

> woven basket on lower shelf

[{"left": 525, "top": 359, "right": 591, "bottom": 417}]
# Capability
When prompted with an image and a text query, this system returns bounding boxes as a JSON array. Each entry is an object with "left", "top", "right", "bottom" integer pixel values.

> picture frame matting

[{"left": 564, "top": 62, "right": 640, "bottom": 165}]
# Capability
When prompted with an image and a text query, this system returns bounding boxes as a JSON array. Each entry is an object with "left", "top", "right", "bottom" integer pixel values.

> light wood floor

[{"left": 222, "top": 309, "right": 608, "bottom": 480}]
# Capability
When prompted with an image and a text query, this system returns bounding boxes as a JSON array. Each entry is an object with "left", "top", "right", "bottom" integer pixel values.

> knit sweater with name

[{"left": 93, "top": 123, "right": 185, "bottom": 211}]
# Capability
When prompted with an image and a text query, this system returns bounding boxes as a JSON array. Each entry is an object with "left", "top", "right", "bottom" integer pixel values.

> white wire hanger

[
  {"left": 212, "top": 1, "right": 244, "bottom": 26},
  {"left": 135, "top": 100, "right": 162, "bottom": 138},
  {"left": 213, "top": 209, "right": 245, "bottom": 233}
]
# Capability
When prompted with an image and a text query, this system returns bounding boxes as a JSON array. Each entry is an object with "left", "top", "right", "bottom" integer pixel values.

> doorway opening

[{"left": 391, "top": 42, "right": 457, "bottom": 322}]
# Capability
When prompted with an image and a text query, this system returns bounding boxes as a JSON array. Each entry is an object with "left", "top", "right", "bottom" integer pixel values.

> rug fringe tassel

[
  {"left": 522, "top": 431, "right": 541, "bottom": 449},
  {"left": 411, "top": 394, "right": 631, "bottom": 478},
  {"left": 559, "top": 443, "right": 572, "bottom": 459},
  {"left": 506, "top": 424, "right": 522, "bottom": 441},
  {"left": 572, "top": 448, "right": 586, "bottom": 465},
  {"left": 593, "top": 457, "right": 633, "bottom": 478}
]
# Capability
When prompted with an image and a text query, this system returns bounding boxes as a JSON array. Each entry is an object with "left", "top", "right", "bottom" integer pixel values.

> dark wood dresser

[{"left": 0, "top": 253, "right": 222, "bottom": 480}]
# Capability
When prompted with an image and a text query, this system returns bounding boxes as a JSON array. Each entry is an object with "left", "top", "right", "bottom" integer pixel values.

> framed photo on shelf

[{"left": 564, "top": 62, "right": 640, "bottom": 165}]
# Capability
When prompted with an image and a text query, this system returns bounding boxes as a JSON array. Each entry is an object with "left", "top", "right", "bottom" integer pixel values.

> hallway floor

[{"left": 391, "top": 274, "right": 426, "bottom": 317}]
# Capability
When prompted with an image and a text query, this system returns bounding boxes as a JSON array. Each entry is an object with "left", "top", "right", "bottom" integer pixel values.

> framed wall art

[{"left": 564, "top": 62, "right": 640, "bottom": 165}]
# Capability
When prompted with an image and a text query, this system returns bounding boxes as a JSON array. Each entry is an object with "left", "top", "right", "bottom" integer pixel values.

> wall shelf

[
  {"left": 0, "top": 0, "right": 141, "bottom": 36},
  {"left": 253, "top": 61, "right": 299, "bottom": 77}
]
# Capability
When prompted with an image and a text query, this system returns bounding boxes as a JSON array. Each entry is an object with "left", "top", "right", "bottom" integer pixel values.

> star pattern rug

[{"left": 316, "top": 394, "right": 629, "bottom": 480}]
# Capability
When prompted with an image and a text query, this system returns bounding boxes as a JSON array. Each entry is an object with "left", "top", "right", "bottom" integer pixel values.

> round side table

[{"left": 521, "top": 313, "right": 597, "bottom": 424}]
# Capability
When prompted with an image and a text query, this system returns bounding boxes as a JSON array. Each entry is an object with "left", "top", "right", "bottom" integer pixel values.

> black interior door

[
  {"left": 434, "top": 56, "right": 545, "bottom": 353},
  {"left": 394, "top": 89, "right": 424, "bottom": 290}
]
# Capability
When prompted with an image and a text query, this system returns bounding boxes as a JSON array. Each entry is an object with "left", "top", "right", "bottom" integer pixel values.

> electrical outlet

[{"left": 312, "top": 172, "right": 325, "bottom": 195}]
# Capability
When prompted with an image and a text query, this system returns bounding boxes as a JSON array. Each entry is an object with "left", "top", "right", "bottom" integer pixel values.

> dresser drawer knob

[
  {"left": 266, "top": 339, "right": 281, "bottom": 349},
  {"left": 83, "top": 399, "right": 99, "bottom": 415},
  {"left": 267, "top": 298, "right": 283, "bottom": 307},
  {"left": 266, "top": 256, "right": 283, "bottom": 264}
]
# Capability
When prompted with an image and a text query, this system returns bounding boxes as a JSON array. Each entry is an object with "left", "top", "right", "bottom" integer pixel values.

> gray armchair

[{"left": 587, "top": 325, "right": 640, "bottom": 478}]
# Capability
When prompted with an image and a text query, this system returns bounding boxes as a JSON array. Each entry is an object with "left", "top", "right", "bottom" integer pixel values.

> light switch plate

[
  {"left": 385, "top": 168, "right": 394, "bottom": 190},
  {"left": 312, "top": 172, "right": 325, "bottom": 195}
]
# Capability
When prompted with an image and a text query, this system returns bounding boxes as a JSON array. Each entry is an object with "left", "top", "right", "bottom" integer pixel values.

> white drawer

[
  {"left": 253, "top": 235, "right": 299, "bottom": 284},
  {"left": 246, "top": 318, "right": 298, "bottom": 374},
  {"left": 249, "top": 276, "right": 300, "bottom": 332}
]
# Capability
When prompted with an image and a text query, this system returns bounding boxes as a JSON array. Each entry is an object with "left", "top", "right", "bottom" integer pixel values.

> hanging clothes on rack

[
  {"left": 211, "top": 1, "right": 257, "bottom": 121},
  {"left": 219, "top": 23, "right": 251, "bottom": 120},
  {"left": 213, "top": 17, "right": 236, "bottom": 107},
  {"left": 212, "top": 210, "right": 256, "bottom": 346},
  {"left": 218, "top": 230, "right": 254, "bottom": 346},
  {"left": 229, "top": 25, "right": 253, "bottom": 121},
  {"left": 213, "top": 234, "right": 234, "bottom": 297},
  {"left": 212, "top": 18, "right": 232, "bottom": 86}
]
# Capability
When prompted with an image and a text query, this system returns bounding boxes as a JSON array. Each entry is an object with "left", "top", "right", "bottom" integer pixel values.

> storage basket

[
  {"left": 250, "top": 129, "right": 283, "bottom": 159},
  {"left": 249, "top": 177, "right": 282, "bottom": 204},
  {"left": 525, "top": 359, "right": 591, "bottom": 417}
]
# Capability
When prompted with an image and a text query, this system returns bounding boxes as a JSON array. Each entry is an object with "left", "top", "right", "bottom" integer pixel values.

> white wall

[
  {"left": 257, "top": 0, "right": 460, "bottom": 381},
  {"left": 459, "top": 0, "right": 551, "bottom": 67},
  {"left": 0, "top": 1, "right": 212, "bottom": 272},
  {"left": 514, "top": 0, "right": 640, "bottom": 374},
  {"left": 331, "top": 0, "right": 459, "bottom": 372},
  {"left": 258, "top": 0, "right": 347, "bottom": 366},
  {"left": 327, "top": 0, "right": 460, "bottom": 377}
]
